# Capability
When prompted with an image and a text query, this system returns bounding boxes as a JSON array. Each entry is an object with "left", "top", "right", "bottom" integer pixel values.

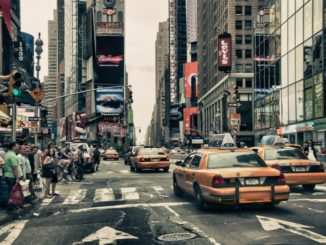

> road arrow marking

[
  {"left": 257, "top": 215, "right": 326, "bottom": 243},
  {"left": 0, "top": 220, "right": 28, "bottom": 244},
  {"left": 74, "top": 226, "right": 138, "bottom": 245}
]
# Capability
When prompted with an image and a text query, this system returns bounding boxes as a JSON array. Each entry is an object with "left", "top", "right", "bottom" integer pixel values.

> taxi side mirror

[{"left": 175, "top": 161, "right": 184, "bottom": 167}]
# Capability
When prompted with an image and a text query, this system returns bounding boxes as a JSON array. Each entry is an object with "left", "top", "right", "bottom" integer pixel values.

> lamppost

[{"left": 34, "top": 33, "right": 43, "bottom": 145}]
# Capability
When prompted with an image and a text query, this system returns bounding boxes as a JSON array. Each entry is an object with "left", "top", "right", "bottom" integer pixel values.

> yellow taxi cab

[
  {"left": 252, "top": 146, "right": 326, "bottom": 191},
  {"left": 103, "top": 149, "right": 120, "bottom": 160},
  {"left": 131, "top": 147, "right": 170, "bottom": 172},
  {"left": 173, "top": 148, "right": 289, "bottom": 210}
]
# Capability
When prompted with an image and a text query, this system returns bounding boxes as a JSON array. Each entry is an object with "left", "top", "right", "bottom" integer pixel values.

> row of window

[
  {"left": 236, "top": 79, "right": 252, "bottom": 88},
  {"left": 235, "top": 5, "right": 252, "bottom": 16},
  {"left": 235, "top": 20, "right": 252, "bottom": 30},
  {"left": 235, "top": 64, "right": 253, "bottom": 73},
  {"left": 236, "top": 35, "right": 252, "bottom": 44},
  {"left": 236, "top": 49, "right": 252, "bottom": 59}
]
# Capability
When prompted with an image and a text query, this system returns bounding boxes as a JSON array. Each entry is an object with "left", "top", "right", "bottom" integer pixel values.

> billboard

[
  {"left": 98, "top": 122, "right": 121, "bottom": 136},
  {"left": 184, "top": 107, "right": 198, "bottom": 132},
  {"left": 184, "top": 62, "right": 198, "bottom": 98},
  {"left": 72, "top": 112, "right": 87, "bottom": 140},
  {"left": 96, "top": 87, "right": 124, "bottom": 115},
  {"left": 14, "top": 33, "right": 34, "bottom": 77},
  {"left": 0, "top": 0, "right": 12, "bottom": 33},
  {"left": 169, "top": 0, "right": 177, "bottom": 103},
  {"left": 94, "top": 36, "right": 124, "bottom": 85},
  {"left": 218, "top": 33, "right": 232, "bottom": 72}
]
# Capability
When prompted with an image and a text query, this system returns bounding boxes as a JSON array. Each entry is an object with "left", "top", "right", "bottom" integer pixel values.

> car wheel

[
  {"left": 263, "top": 203, "right": 276, "bottom": 209},
  {"left": 135, "top": 164, "right": 142, "bottom": 173},
  {"left": 194, "top": 184, "right": 206, "bottom": 210},
  {"left": 173, "top": 176, "right": 184, "bottom": 197},
  {"left": 302, "top": 184, "right": 316, "bottom": 191},
  {"left": 163, "top": 167, "right": 169, "bottom": 173}
]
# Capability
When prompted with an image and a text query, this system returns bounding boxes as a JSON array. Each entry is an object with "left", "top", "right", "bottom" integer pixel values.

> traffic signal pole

[{"left": 12, "top": 103, "right": 16, "bottom": 141}]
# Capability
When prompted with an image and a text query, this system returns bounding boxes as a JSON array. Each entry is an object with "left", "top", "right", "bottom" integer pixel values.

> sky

[{"left": 20, "top": 0, "right": 168, "bottom": 144}]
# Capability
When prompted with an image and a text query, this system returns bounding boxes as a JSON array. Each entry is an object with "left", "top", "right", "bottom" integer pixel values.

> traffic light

[
  {"left": 232, "top": 85, "right": 239, "bottom": 101},
  {"left": 128, "top": 91, "right": 133, "bottom": 104},
  {"left": 9, "top": 70, "right": 22, "bottom": 97}
]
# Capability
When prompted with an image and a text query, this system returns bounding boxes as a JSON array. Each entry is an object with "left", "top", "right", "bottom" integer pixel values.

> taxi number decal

[{"left": 245, "top": 178, "right": 260, "bottom": 186}]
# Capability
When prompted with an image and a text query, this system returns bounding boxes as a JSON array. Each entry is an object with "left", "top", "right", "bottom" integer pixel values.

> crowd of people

[{"left": 0, "top": 141, "right": 102, "bottom": 212}]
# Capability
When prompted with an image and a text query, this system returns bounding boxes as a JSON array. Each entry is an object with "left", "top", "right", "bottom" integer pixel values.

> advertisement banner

[
  {"left": 0, "top": 0, "right": 12, "bottom": 33},
  {"left": 94, "top": 36, "right": 124, "bottom": 85},
  {"left": 98, "top": 122, "right": 121, "bottom": 136},
  {"left": 16, "top": 106, "right": 36, "bottom": 130},
  {"left": 184, "top": 107, "right": 198, "bottom": 132},
  {"left": 96, "top": 87, "right": 124, "bottom": 115},
  {"left": 218, "top": 33, "right": 232, "bottom": 72},
  {"left": 169, "top": 0, "right": 177, "bottom": 103},
  {"left": 184, "top": 62, "right": 198, "bottom": 98},
  {"left": 72, "top": 112, "right": 87, "bottom": 140},
  {"left": 58, "top": 117, "right": 66, "bottom": 142}
]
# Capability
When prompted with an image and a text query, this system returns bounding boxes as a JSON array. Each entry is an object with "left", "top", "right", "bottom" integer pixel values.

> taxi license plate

[
  {"left": 152, "top": 159, "right": 160, "bottom": 162},
  {"left": 294, "top": 167, "right": 306, "bottom": 172},
  {"left": 245, "top": 178, "right": 259, "bottom": 186}
]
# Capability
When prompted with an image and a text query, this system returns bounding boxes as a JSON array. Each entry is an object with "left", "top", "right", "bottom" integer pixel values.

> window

[
  {"left": 288, "top": 49, "right": 295, "bottom": 84},
  {"left": 296, "top": 44, "right": 304, "bottom": 81},
  {"left": 312, "top": 32, "right": 323, "bottom": 74},
  {"left": 245, "top": 6, "right": 252, "bottom": 15},
  {"left": 245, "top": 20, "right": 252, "bottom": 30},
  {"left": 236, "top": 20, "right": 242, "bottom": 30},
  {"left": 313, "top": 0, "right": 323, "bottom": 34},
  {"left": 236, "top": 64, "right": 243, "bottom": 72},
  {"left": 236, "top": 49, "right": 243, "bottom": 59},
  {"left": 288, "top": 16, "right": 295, "bottom": 51},
  {"left": 296, "top": 81, "right": 304, "bottom": 121},
  {"left": 236, "top": 79, "right": 243, "bottom": 87},
  {"left": 191, "top": 155, "right": 202, "bottom": 168},
  {"left": 281, "top": 55, "right": 288, "bottom": 86},
  {"left": 244, "top": 64, "right": 252, "bottom": 72},
  {"left": 314, "top": 73, "right": 323, "bottom": 118},
  {"left": 281, "top": 23, "right": 288, "bottom": 55},
  {"left": 265, "top": 149, "right": 307, "bottom": 160},
  {"left": 281, "top": 88, "right": 288, "bottom": 125},
  {"left": 236, "top": 35, "right": 243, "bottom": 44},
  {"left": 303, "top": 1, "right": 312, "bottom": 41},
  {"left": 289, "top": 84, "right": 296, "bottom": 123},
  {"left": 235, "top": 6, "right": 242, "bottom": 15},
  {"left": 245, "top": 35, "right": 252, "bottom": 44},
  {"left": 296, "top": 8, "right": 303, "bottom": 46},
  {"left": 304, "top": 85, "right": 313, "bottom": 120},
  {"left": 245, "top": 49, "right": 252, "bottom": 58},
  {"left": 245, "top": 79, "right": 252, "bottom": 88},
  {"left": 303, "top": 38, "right": 313, "bottom": 78},
  {"left": 183, "top": 154, "right": 194, "bottom": 167}
]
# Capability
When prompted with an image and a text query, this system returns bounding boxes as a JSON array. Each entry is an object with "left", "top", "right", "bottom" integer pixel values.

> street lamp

[{"left": 34, "top": 33, "right": 43, "bottom": 145}]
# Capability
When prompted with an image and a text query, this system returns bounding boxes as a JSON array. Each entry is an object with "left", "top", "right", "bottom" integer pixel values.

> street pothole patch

[{"left": 157, "top": 232, "right": 197, "bottom": 242}]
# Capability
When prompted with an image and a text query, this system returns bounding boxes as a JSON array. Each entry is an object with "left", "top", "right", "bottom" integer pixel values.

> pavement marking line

[
  {"left": 41, "top": 196, "right": 55, "bottom": 206},
  {"left": 0, "top": 220, "right": 28, "bottom": 245},
  {"left": 315, "top": 185, "right": 326, "bottom": 192},
  {"left": 63, "top": 189, "right": 87, "bottom": 205},
  {"left": 69, "top": 202, "right": 190, "bottom": 213},
  {"left": 120, "top": 187, "right": 139, "bottom": 200},
  {"left": 257, "top": 215, "right": 326, "bottom": 243},
  {"left": 164, "top": 205, "right": 180, "bottom": 217},
  {"left": 94, "top": 188, "right": 115, "bottom": 203},
  {"left": 290, "top": 203, "right": 325, "bottom": 214},
  {"left": 119, "top": 170, "right": 130, "bottom": 174},
  {"left": 290, "top": 193, "right": 301, "bottom": 196},
  {"left": 289, "top": 198, "right": 326, "bottom": 203}
]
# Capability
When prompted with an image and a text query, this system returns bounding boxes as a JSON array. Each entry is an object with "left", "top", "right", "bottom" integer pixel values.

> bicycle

[{"left": 55, "top": 159, "right": 84, "bottom": 182}]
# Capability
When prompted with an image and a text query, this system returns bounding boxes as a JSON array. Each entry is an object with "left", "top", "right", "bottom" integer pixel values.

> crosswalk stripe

[
  {"left": 94, "top": 188, "right": 115, "bottom": 203},
  {"left": 41, "top": 196, "right": 55, "bottom": 206},
  {"left": 63, "top": 189, "right": 87, "bottom": 204},
  {"left": 120, "top": 170, "right": 130, "bottom": 174},
  {"left": 121, "top": 187, "right": 139, "bottom": 200},
  {"left": 315, "top": 185, "right": 326, "bottom": 192},
  {"left": 153, "top": 186, "right": 164, "bottom": 192}
]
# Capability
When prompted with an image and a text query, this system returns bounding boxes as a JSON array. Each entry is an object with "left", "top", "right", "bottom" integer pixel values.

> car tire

[
  {"left": 194, "top": 184, "right": 206, "bottom": 210},
  {"left": 263, "top": 203, "right": 276, "bottom": 209},
  {"left": 135, "top": 164, "right": 142, "bottom": 173},
  {"left": 163, "top": 167, "right": 169, "bottom": 173},
  {"left": 302, "top": 184, "right": 316, "bottom": 191},
  {"left": 173, "top": 176, "right": 184, "bottom": 197}
]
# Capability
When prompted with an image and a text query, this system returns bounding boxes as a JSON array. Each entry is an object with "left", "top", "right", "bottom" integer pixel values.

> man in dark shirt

[
  {"left": 93, "top": 146, "right": 101, "bottom": 171},
  {"left": 28, "top": 146, "right": 39, "bottom": 198}
]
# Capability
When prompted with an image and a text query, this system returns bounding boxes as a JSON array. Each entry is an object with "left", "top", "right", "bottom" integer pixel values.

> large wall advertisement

[
  {"left": 96, "top": 87, "right": 124, "bottom": 115},
  {"left": 94, "top": 36, "right": 124, "bottom": 85},
  {"left": 169, "top": 0, "right": 177, "bottom": 103},
  {"left": 184, "top": 62, "right": 198, "bottom": 98},
  {"left": 184, "top": 107, "right": 198, "bottom": 132}
]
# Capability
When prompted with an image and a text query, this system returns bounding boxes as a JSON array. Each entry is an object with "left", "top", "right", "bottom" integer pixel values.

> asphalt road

[{"left": 0, "top": 159, "right": 326, "bottom": 245}]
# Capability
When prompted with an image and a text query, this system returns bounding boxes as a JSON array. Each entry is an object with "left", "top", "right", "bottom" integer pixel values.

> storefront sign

[
  {"left": 169, "top": 0, "right": 177, "bottom": 103},
  {"left": 280, "top": 122, "right": 314, "bottom": 134},
  {"left": 184, "top": 62, "right": 198, "bottom": 98},
  {"left": 183, "top": 107, "right": 198, "bottom": 132},
  {"left": 218, "top": 33, "right": 232, "bottom": 72}
]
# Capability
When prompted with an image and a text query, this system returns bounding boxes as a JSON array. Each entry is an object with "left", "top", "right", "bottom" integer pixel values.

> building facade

[
  {"left": 254, "top": 0, "right": 326, "bottom": 147},
  {"left": 197, "top": 0, "right": 262, "bottom": 147}
]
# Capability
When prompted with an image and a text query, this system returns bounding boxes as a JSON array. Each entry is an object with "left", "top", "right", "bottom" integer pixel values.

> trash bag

[
  {"left": 8, "top": 183, "right": 24, "bottom": 207},
  {"left": 19, "top": 180, "right": 30, "bottom": 198},
  {"left": 34, "top": 175, "right": 45, "bottom": 198}
]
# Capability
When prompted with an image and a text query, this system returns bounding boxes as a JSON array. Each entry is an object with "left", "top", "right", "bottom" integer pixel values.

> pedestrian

[
  {"left": 3, "top": 142, "right": 23, "bottom": 210},
  {"left": 93, "top": 146, "right": 101, "bottom": 171},
  {"left": 42, "top": 147, "right": 59, "bottom": 198},
  {"left": 28, "top": 145, "right": 39, "bottom": 199},
  {"left": 304, "top": 140, "right": 317, "bottom": 161},
  {"left": 17, "top": 145, "right": 33, "bottom": 202}
]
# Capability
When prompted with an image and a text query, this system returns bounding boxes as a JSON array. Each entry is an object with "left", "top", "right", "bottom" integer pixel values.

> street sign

[
  {"left": 228, "top": 102, "right": 240, "bottom": 107},
  {"left": 230, "top": 113, "right": 241, "bottom": 126},
  {"left": 29, "top": 117, "right": 40, "bottom": 122},
  {"left": 30, "top": 87, "right": 45, "bottom": 102}
]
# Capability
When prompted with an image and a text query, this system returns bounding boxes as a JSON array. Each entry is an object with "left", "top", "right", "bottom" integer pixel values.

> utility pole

[{"left": 34, "top": 33, "right": 43, "bottom": 145}]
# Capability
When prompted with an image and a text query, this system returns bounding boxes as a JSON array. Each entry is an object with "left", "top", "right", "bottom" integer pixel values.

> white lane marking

[
  {"left": 290, "top": 193, "right": 301, "bottom": 196},
  {"left": 94, "top": 188, "right": 115, "bottom": 203},
  {"left": 119, "top": 170, "right": 130, "bottom": 174},
  {"left": 153, "top": 186, "right": 164, "bottom": 192},
  {"left": 70, "top": 202, "right": 190, "bottom": 213},
  {"left": 165, "top": 206, "right": 180, "bottom": 217},
  {"left": 312, "top": 193, "right": 324, "bottom": 196},
  {"left": 290, "top": 203, "right": 324, "bottom": 214},
  {"left": 0, "top": 220, "right": 28, "bottom": 244},
  {"left": 73, "top": 226, "right": 138, "bottom": 245},
  {"left": 257, "top": 215, "right": 326, "bottom": 243},
  {"left": 41, "top": 196, "right": 55, "bottom": 206},
  {"left": 63, "top": 189, "right": 87, "bottom": 204},
  {"left": 121, "top": 187, "right": 139, "bottom": 200},
  {"left": 315, "top": 185, "right": 326, "bottom": 192},
  {"left": 289, "top": 198, "right": 326, "bottom": 203}
]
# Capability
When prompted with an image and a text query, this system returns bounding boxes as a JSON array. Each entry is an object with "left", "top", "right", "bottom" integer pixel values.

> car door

[
  {"left": 184, "top": 154, "right": 202, "bottom": 193},
  {"left": 175, "top": 154, "right": 194, "bottom": 191}
]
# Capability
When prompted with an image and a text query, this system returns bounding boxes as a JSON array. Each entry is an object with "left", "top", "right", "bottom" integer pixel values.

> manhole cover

[{"left": 157, "top": 233, "right": 197, "bottom": 242}]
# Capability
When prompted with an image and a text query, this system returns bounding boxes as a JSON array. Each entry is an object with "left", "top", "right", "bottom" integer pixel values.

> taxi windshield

[
  {"left": 265, "top": 148, "right": 308, "bottom": 160},
  {"left": 139, "top": 149, "right": 165, "bottom": 156},
  {"left": 207, "top": 152, "right": 266, "bottom": 169}
]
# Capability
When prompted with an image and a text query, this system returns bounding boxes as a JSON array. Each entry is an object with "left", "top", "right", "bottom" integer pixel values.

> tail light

[
  {"left": 271, "top": 163, "right": 281, "bottom": 171},
  {"left": 276, "top": 173, "right": 286, "bottom": 185},
  {"left": 212, "top": 175, "right": 226, "bottom": 187},
  {"left": 140, "top": 157, "right": 145, "bottom": 162},
  {"left": 166, "top": 157, "right": 170, "bottom": 161},
  {"left": 319, "top": 164, "right": 325, "bottom": 172}
]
